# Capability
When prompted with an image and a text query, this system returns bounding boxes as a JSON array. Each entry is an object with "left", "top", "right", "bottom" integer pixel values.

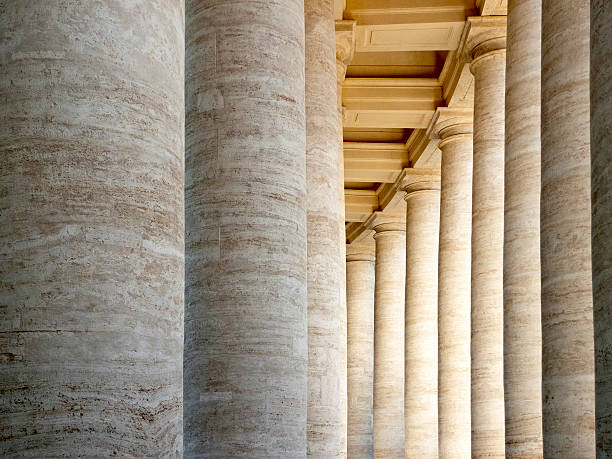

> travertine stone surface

[
  {"left": 592, "top": 1, "right": 612, "bottom": 455},
  {"left": 184, "top": 1, "right": 308, "bottom": 456},
  {"left": 306, "top": 1, "right": 342, "bottom": 456},
  {"left": 371, "top": 215, "right": 406, "bottom": 459},
  {"left": 429, "top": 110, "right": 473, "bottom": 459},
  {"left": 336, "top": 22, "right": 355, "bottom": 456},
  {"left": 541, "top": 0, "right": 595, "bottom": 456},
  {"left": 0, "top": 2, "right": 185, "bottom": 456},
  {"left": 401, "top": 171, "right": 441, "bottom": 459},
  {"left": 469, "top": 36, "right": 507, "bottom": 459},
  {"left": 346, "top": 240, "right": 376, "bottom": 459},
  {"left": 504, "top": 1, "right": 543, "bottom": 456}
]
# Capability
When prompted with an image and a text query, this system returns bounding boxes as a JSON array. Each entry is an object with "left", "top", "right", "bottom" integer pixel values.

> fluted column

[
  {"left": 346, "top": 240, "right": 376, "bottom": 458},
  {"left": 0, "top": 2, "right": 184, "bottom": 456},
  {"left": 467, "top": 18, "right": 507, "bottom": 459},
  {"left": 306, "top": 1, "right": 343, "bottom": 456},
  {"left": 401, "top": 170, "right": 441, "bottom": 459},
  {"left": 427, "top": 108, "right": 473, "bottom": 459},
  {"left": 368, "top": 213, "right": 406, "bottom": 458},
  {"left": 592, "top": 1, "right": 612, "bottom": 454},
  {"left": 541, "top": 0, "right": 595, "bottom": 456},
  {"left": 184, "top": 1, "right": 308, "bottom": 456},
  {"left": 503, "top": 1, "right": 543, "bottom": 457}
]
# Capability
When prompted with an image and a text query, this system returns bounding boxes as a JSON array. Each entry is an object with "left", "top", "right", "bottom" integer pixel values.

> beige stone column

[
  {"left": 336, "top": 23, "right": 356, "bottom": 456},
  {"left": 467, "top": 18, "right": 507, "bottom": 459},
  {"left": 305, "top": 1, "right": 343, "bottom": 456},
  {"left": 428, "top": 108, "right": 473, "bottom": 459},
  {"left": 592, "top": 1, "right": 612, "bottom": 454},
  {"left": 184, "top": 1, "right": 308, "bottom": 456},
  {"left": 503, "top": 1, "right": 543, "bottom": 457},
  {"left": 401, "top": 170, "right": 441, "bottom": 459},
  {"left": 0, "top": 3, "right": 184, "bottom": 456},
  {"left": 368, "top": 213, "right": 406, "bottom": 458},
  {"left": 541, "top": 0, "right": 595, "bottom": 456},
  {"left": 346, "top": 240, "right": 376, "bottom": 458}
]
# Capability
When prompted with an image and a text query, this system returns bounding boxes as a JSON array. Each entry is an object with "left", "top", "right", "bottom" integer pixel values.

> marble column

[
  {"left": 428, "top": 108, "right": 473, "bottom": 459},
  {"left": 184, "top": 1, "right": 308, "bottom": 457},
  {"left": 468, "top": 23, "right": 507, "bottom": 459},
  {"left": 369, "top": 214, "right": 406, "bottom": 458},
  {"left": 336, "top": 22, "right": 356, "bottom": 456},
  {"left": 305, "top": 1, "right": 343, "bottom": 456},
  {"left": 346, "top": 240, "right": 376, "bottom": 458},
  {"left": 503, "top": 1, "right": 543, "bottom": 457},
  {"left": 0, "top": 2, "right": 184, "bottom": 456},
  {"left": 541, "top": 0, "right": 595, "bottom": 456},
  {"left": 592, "top": 1, "right": 612, "bottom": 454},
  {"left": 401, "top": 170, "right": 441, "bottom": 459}
]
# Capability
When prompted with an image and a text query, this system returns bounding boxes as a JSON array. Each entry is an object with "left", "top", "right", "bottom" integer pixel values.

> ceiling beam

[
  {"left": 344, "top": 142, "right": 409, "bottom": 183},
  {"left": 343, "top": 78, "right": 443, "bottom": 129},
  {"left": 345, "top": 189, "right": 379, "bottom": 222}
]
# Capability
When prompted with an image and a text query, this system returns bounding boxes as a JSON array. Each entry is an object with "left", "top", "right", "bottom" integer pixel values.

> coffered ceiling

[{"left": 338, "top": 0, "right": 507, "bottom": 243}]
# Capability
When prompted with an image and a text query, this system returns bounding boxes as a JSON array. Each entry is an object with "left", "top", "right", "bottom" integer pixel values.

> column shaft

[
  {"left": 592, "top": 0, "right": 612, "bottom": 454},
  {"left": 470, "top": 44, "right": 506, "bottom": 459},
  {"left": 305, "top": 1, "right": 342, "bottom": 456},
  {"left": 504, "top": 0, "right": 543, "bottom": 456},
  {"left": 541, "top": 0, "right": 595, "bottom": 456},
  {"left": 0, "top": 2, "right": 184, "bottom": 456},
  {"left": 184, "top": 1, "right": 308, "bottom": 456},
  {"left": 403, "top": 175, "right": 441, "bottom": 459},
  {"left": 373, "top": 221, "right": 406, "bottom": 458},
  {"left": 346, "top": 243, "right": 375, "bottom": 458},
  {"left": 437, "top": 129, "right": 473, "bottom": 459}
]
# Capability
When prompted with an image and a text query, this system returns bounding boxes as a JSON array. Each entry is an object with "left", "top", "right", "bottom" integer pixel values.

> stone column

[
  {"left": 467, "top": 18, "right": 507, "bottom": 459},
  {"left": 592, "top": 1, "right": 612, "bottom": 454},
  {"left": 401, "top": 170, "right": 441, "bottom": 459},
  {"left": 427, "top": 108, "right": 473, "bottom": 459},
  {"left": 0, "top": 2, "right": 184, "bottom": 456},
  {"left": 503, "top": 1, "right": 543, "bottom": 457},
  {"left": 541, "top": 0, "right": 595, "bottom": 456},
  {"left": 368, "top": 213, "right": 406, "bottom": 458},
  {"left": 305, "top": 1, "right": 343, "bottom": 456},
  {"left": 346, "top": 240, "right": 376, "bottom": 458},
  {"left": 184, "top": 1, "right": 308, "bottom": 457},
  {"left": 336, "top": 22, "right": 356, "bottom": 456}
]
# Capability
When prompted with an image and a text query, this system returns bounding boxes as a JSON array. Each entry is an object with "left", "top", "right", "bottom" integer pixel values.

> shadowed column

[
  {"left": 346, "top": 240, "right": 376, "bottom": 458},
  {"left": 184, "top": 1, "right": 308, "bottom": 456},
  {"left": 503, "top": 1, "right": 543, "bottom": 457},
  {"left": 541, "top": 0, "right": 595, "bottom": 456},
  {"left": 467, "top": 17, "right": 507, "bottom": 459},
  {"left": 428, "top": 108, "right": 473, "bottom": 459},
  {"left": 401, "top": 170, "right": 441, "bottom": 459},
  {"left": 592, "top": 0, "right": 612, "bottom": 455},
  {"left": 369, "top": 213, "right": 406, "bottom": 459},
  {"left": 305, "top": 1, "right": 343, "bottom": 456},
  {"left": 0, "top": 1, "right": 185, "bottom": 456}
]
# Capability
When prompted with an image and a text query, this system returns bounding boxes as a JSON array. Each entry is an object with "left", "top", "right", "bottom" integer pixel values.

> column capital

[
  {"left": 346, "top": 239, "right": 376, "bottom": 263},
  {"left": 426, "top": 107, "right": 474, "bottom": 146},
  {"left": 364, "top": 211, "right": 405, "bottom": 233},
  {"left": 399, "top": 168, "right": 441, "bottom": 197},
  {"left": 336, "top": 20, "right": 356, "bottom": 82},
  {"left": 463, "top": 16, "right": 507, "bottom": 68}
]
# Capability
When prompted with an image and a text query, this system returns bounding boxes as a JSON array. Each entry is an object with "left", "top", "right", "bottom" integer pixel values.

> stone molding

[
  {"left": 398, "top": 168, "right": 442, "bottom": 197},
  {"left": 364, "top": 211, "right": 406, "bottom": 233}
]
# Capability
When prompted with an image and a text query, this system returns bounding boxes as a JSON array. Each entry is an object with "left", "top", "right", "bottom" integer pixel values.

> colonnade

[
  {"left": 345, "top": 1, "right": 610, "bottom": 458},
  {"left": 0, "top": 1, "right": 610, "bottom": 458}
]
